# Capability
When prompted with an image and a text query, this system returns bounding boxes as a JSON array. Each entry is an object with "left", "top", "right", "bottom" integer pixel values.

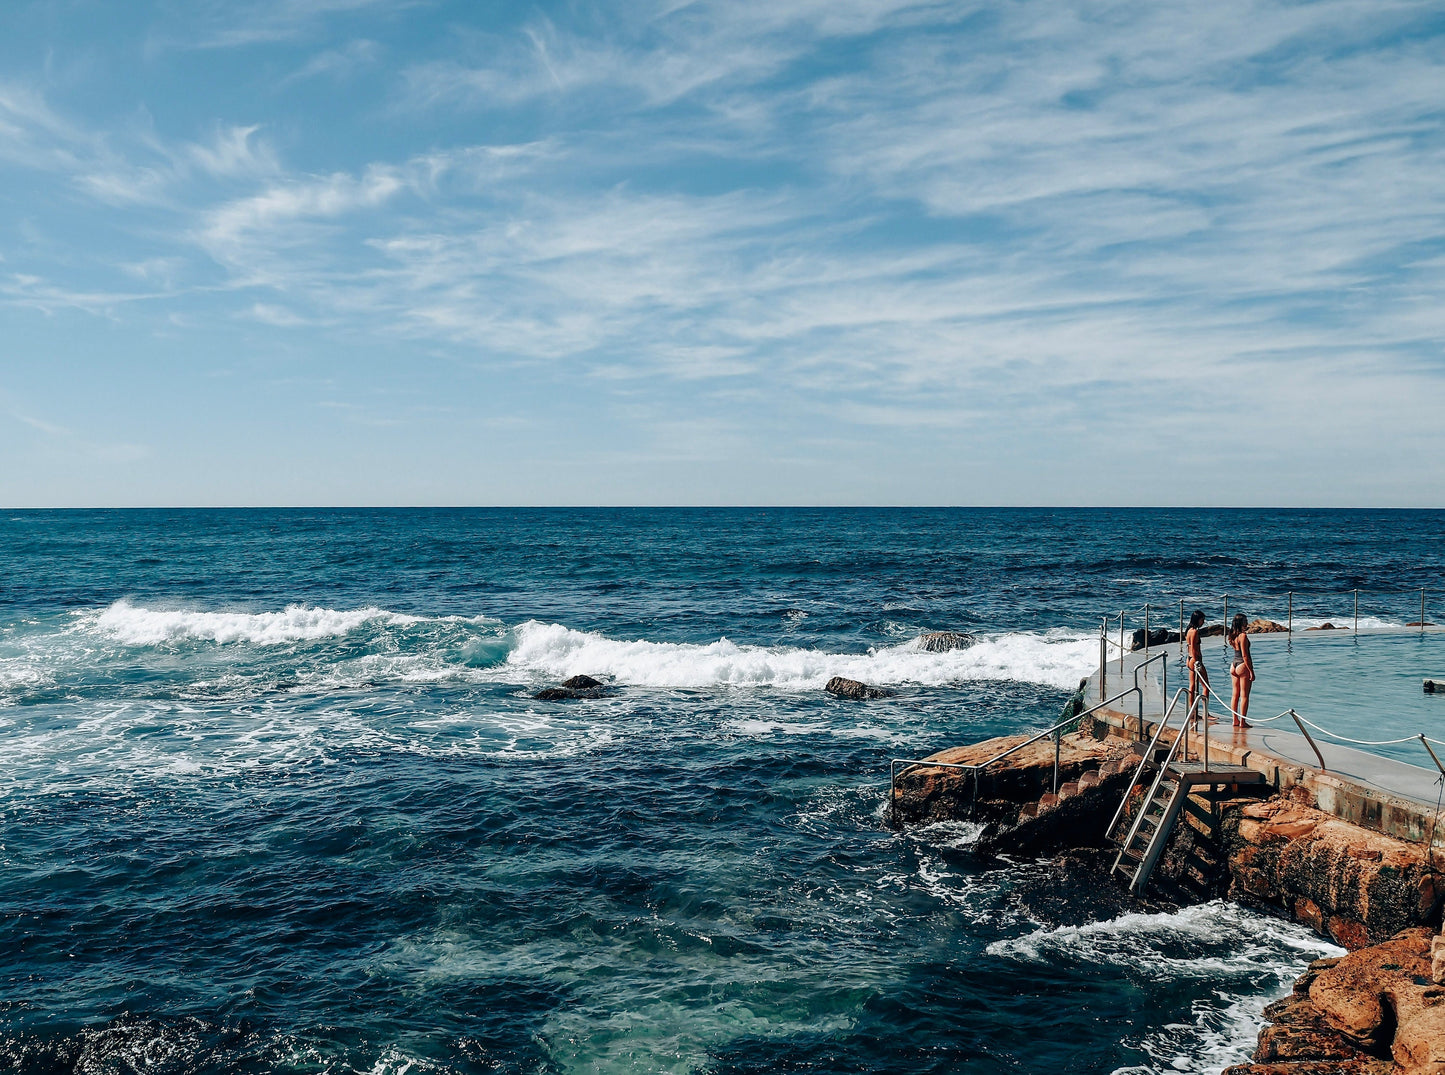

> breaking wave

[
  {"left": 504, "top": 621, "right": 1097, "bottom": 690},
  {"left": 87, "top": 600, "right": 420, "bottom": 645},
  {"left": 39, "top": 602, "right": 1100, "bottom": 691}
]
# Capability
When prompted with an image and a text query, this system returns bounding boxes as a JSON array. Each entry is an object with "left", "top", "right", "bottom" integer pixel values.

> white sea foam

[
  {"left": 86, "top": 600, "right": 417, "bottom": 645},
  {"left": 989, "top": 899, "right": 1341, "bottom": 973},
  {"left": 988, "top": 901, "right": 1343, "bottom": 1075},
  {"left": 504, "top": 621, "right": 1097, "bottom": 690}
]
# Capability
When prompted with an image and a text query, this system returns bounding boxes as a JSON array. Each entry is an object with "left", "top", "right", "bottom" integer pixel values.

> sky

[{"left": 1, "top": 0, "right": 1443, "bottom": 507}]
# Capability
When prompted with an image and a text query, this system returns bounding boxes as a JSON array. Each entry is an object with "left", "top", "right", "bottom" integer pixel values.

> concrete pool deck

[{"left": 1088, "top": 640, "right": 1445, "bottom": 846}]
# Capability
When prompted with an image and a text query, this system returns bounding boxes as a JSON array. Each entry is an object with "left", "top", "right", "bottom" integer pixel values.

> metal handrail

[
  {"left": 1111, "top": 692, "right": 1202, "bottom": 894},
  {"left": 1104, "top": 687, "right": 1191, "bottom": 841},
  {"left": 1125, "top": 650, "right": 1169, "bottom": 742},
  {"left": 888, "top": 685, "right": 1144, "bottom": 824}
]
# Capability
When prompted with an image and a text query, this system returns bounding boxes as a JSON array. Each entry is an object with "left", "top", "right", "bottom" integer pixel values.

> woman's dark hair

[
  {"left": 1228, "top": 612, "right": 1247, "bottom": 642},
  {"left": 1188, "top": 610, "right": 1205, "bottom": 630}
]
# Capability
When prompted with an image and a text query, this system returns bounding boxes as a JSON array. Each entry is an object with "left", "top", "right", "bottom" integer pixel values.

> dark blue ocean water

[{"left": 3, "top": 508, "right": 1442, "bottom": 1074}]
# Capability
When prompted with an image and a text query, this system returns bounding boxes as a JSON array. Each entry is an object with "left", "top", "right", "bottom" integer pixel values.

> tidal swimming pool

[{"left": 1187, "top": 629, "right": 1445, "bottom": 767}]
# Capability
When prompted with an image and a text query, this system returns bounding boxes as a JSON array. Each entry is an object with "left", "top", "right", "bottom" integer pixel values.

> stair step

[
  {"left": 1078, "top": 771, "right": 1099, "bottom": 790},
  {"left": 1099, "top": 760, "right": 1120, "bottom": 777},
  {"left": 1037, "top": 793, "right": 1059, "bottom": 812},
  {"left": 1018, "top": 803, "right": 1038, "bottom": 821},
  {"left": 1058, "top": 782, "right": 1080, "bottom": 800}
]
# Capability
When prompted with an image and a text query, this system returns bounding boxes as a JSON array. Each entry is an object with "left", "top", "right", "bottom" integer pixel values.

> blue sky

[{"left": 2, "top": 0, "right": 1443, "bottom": 506}]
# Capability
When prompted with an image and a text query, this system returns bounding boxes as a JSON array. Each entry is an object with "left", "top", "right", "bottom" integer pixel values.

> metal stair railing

[
  {"left": 1111, "top": 691, "right": 1200, "bottom": 893},
  {"left": 888, "top": 683, "right": 1151, "bottom": 825},
  {"left": 1104, "top": 687, "right": 1192, "bottom": 843}
]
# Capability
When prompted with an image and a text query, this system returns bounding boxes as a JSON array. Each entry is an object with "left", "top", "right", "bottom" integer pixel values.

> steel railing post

[
  {"left": 1118, "top": 612, "right": 1124, "bottom": 675},
  {"left": 1288, "top": 591, "right": 1293, "bottom": 634},
  {"left": 1222, "top": 594, "right": 1229, "bottom": 654},
  {"left": 1099, "top": 620, "right": 1108, "bottom": 700},
  {"left": 1355, "top": 589, "right": 1359, "bottom": 633},
  {"left": 1144, "top": 603, "right": 1151, "bottom": 662},
  {"left": 1178, "top": 598, "right": 1184, "bottom": 654}
]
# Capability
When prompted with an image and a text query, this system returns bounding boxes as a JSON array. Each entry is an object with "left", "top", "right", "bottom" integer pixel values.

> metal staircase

[
  {"left": 1105, "top": 687, "right": 1268, "bottom": 896},
  {"left": 1111, "top": 769, "right": 1188, "bottom": 893}
]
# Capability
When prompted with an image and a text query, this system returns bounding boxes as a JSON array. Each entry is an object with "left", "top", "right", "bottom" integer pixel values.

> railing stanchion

[
  {"left": 1144, "top": 603, "right": 1150, "bottom": 663},
  {"left": 1354, "top": 589, "right": 1359, "bottom": 633},
  {"left": 1222, "top": 594, "right": 1229, "bottom": 655},
  {"left": 1118, "top": 612, "right": 1124, "bottom": 675},
  {"left": 1178, "top": 599, "right": 1184, "bottom": 654},
  {"left": 1423, "top": 589, "right": 1427, "bottom": 635},
  {"left": 1289, "top": 709, "right": 1326, "bottom": 771},
  {"left": 1099, "top": 620, "right": 1108, "bottom": 701},
  {"left": 1419, "top": 734, "right": 1445, "bottom": 777},
  {"left": 1288, "top": 591, "right": 1293, "bottom": 635}
]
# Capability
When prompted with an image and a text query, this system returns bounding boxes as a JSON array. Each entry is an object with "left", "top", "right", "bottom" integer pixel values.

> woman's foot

[{"left": 1234, "top": 719, "right": 1251, "bottom": 728}]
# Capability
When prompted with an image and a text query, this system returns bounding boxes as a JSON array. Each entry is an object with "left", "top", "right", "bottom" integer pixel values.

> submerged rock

[
  {"left": 532, "top": 674, "right": 610, "bottom": 701},
  {"left": 918, "top": 631, "right": 974, "bottom": 653},
  {"left": 1307, "top": 623, "right": 1343, "bottom": 631},
  {"left": 824, "top": 676, "right": 895, "bottom": 700}
]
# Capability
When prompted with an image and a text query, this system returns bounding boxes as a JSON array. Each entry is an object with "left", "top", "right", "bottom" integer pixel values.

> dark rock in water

[
  {"left": 1307, "top": 622, "right": 1342, "bottom": 631},
  {"left": 918, "top": 631, "right": 974, "bottom": 653},
  {"left": 1010, "top": 849, "right": 1179, "bottom": 926},
  {"left": 1130, "top": 627, "right": 1181, "bottom": 650},
  {"left": 824, "top": 676, "right": 895, "bottom": 700},
  {"left": 533, "top": 674, "right": 610, "bottom": 701},
  {"left": 1200, "top": 623, "right": 1225, "bottom": 637}
]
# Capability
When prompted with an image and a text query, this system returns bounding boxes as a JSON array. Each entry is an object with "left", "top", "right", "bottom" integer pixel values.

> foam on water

[
  {"left": 84, "top": 600, "right": 419, "bottom": 645},
  {"left": 989, "top": 901, "right": 1343, "bottom": 1073},
  {"left": 505, "top": 620, "right": 1097, "bottom": 690}
]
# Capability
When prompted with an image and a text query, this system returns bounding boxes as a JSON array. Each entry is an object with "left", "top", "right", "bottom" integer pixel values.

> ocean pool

[{"left": 1188, "top": 628, "right": 1445, "bottom": 767}]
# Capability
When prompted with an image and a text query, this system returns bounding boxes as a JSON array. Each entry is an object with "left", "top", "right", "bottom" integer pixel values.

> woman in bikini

[
  {"left": 1227, "top": 612, "right": 1253, "bottom": 728},
  {"left": 1185, "top": 610, "right": 1208, "bottom": 720}
]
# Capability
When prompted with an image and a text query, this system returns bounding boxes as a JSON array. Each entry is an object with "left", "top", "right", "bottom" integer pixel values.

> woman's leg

[
  {"left": 1239, "top": 670, "right": 1252, "bottom": 720},
  {"left": 1231, "top": 668, "right": 1243, "bottom": 724}
]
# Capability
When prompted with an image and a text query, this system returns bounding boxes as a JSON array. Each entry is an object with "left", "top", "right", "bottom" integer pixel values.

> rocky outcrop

[
  {"left": 1223, "top": 798, "right": 1442, "bottom": 949},
  {"left": 891, "top": 731, "right": 1128, "bottom": 826},
  {"left": 1248, "top": 619, "right": 1290, "bottom": 633},
  {"left": 1130, "top": 627, "right": 1181, "bottom": 650},
  {"left": 533, "top": 674, "right": 610, "bottom": 701},
  {"left": 825, "top": 676, "right": 895, "bottom": 700},
  {"left": 1228, "top": 929, "right": 1445, "bottom": 1074},
  {"left": 918, "top": 631, "right": 974, "bottom": 652},
  {"left": 1308, "top": 623, "right": 1344, "bottom": 631}
]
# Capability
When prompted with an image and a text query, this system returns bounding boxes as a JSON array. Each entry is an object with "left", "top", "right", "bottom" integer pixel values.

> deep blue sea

[{"left": 3, "top": 508, "right": 1443, "bottom": 1075}]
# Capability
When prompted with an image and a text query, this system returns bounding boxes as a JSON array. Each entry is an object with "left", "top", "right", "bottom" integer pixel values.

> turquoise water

[{"left": 1216, "top": 629, "right": 1445, "bottom": 766}]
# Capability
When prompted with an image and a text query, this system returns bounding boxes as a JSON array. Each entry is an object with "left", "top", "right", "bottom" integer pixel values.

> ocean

[{"left": 3, "top": 507, "right": 1442, "bottom": 1074}]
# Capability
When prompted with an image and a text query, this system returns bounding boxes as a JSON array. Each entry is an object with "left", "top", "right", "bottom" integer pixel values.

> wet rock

[
  {"left": 824, "top": 676, "right": 895, "bottom": 700},
  {"left": 532, "top": 674, "right": 610, "bottom": 701},
  {"left": 1307, "top": 623, "right": 1343, "bottom": 631},
  {"left": 1009, "top": 848, "right": 1179, "bottom": 925},
  {"left": 918, "top": 631, "right": 975, "bottom": 652},
  {"left": 1223, "top": 799, "right": 1440, "bottom": 949},
  {"left": 1248, "top": 619, "right": 1290, "bottom": 634},
  {"left": 890, "top": 731, "right": 1123, "bottom": 826},
  {"left": 1307, "top": 926, "right": 1445, "bottom": 1071},
  {"left": 1130, "top": 627, "right": 1181, "bottom": 650}
]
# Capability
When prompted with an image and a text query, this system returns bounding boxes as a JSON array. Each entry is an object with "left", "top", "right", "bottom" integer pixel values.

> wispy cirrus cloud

[{"left": 2, "top": 0, "right": 1444, "bottom": 503}]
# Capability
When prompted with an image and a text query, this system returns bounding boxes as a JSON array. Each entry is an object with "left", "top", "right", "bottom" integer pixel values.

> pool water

[{"left": 1185, "top": 629, "right": 1445, "bottom": 767}]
